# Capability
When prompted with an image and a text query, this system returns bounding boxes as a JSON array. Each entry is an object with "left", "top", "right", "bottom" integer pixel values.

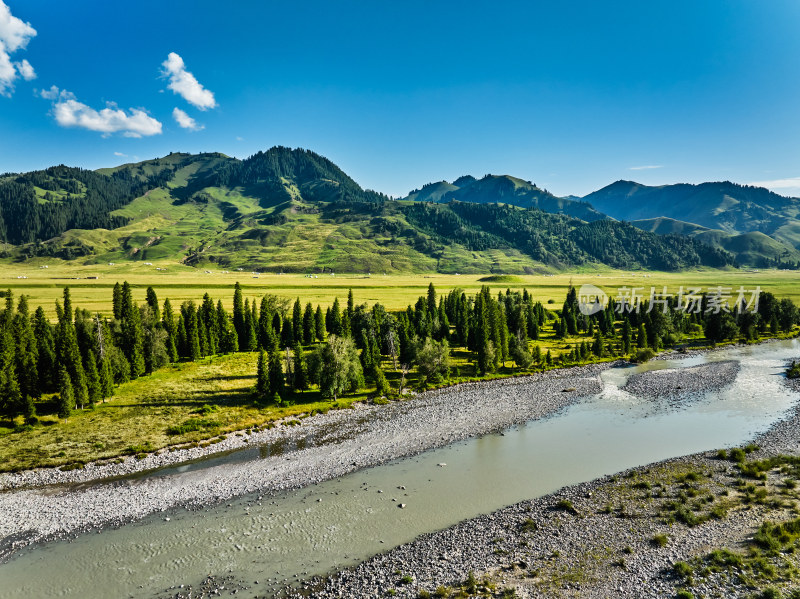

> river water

[{"left": 1, "top": 340, "right": 798, "bottom": 598}]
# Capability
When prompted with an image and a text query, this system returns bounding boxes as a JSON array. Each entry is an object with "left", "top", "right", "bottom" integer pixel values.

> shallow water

[{"left": 2, "top": 340, "right": 798, "bottom": 599}]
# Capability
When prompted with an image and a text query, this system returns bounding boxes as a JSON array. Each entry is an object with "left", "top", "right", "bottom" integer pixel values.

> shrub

[
  {"left": 673, "top": 561, "right": 693, "bottom": 579},
  {"left": 166, "top": 418, "right": 219, "bottom": 436},
  {"left": 728, "top": 447, "right": 746, "bottom": 462},
  {"left": 676, "top": 591, "right": 694, "bottom": 599},
  {"left": 651, "top": 534, "right": 669, "bottom": 548},
  {"left": 787, "top": 360, "right": 800, "bottom": 379},
  {"left": 520, "top": 518, "right": 538, "bottom": 533},
  {"left": 632, "top": 348, "right": 656, "bottom": 363},
  {"left": 465, "top": 571, "right": 477, "bottom": 593},
  {"left": 555, "top": 499, "right": 578, "bottom": 515}
]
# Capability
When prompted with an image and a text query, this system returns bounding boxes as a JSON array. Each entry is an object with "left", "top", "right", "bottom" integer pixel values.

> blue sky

[{"left": 1, "top": 0, "right": 800, "bottom": 198}]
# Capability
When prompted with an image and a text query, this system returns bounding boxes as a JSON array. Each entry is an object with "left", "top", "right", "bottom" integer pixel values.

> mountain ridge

[{"left": 2, "top": 147, "right": 792, "bottom": 271}]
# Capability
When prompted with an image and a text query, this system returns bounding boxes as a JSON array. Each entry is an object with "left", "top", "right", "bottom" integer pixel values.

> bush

[
  {"left": 166, "top": 417, "right": 219, "bottom": 436},
  {"left": 632, "top": 348, "right": 656, "bottom": 363},
  {"left": 673, "top": 561, "right": 693, "bottom": 579},
  {"left": 555, "top": 499, "right": 578, "bottom": 515},
  {"left": 728, "top": 447, "right": 746, "bottom": 463},
  {"left": 676, "top": 591, "right": 694, "bottom": 599},
  {"left": 651, "top": 534, "right": 669, "bottom": 547},
  {"left": 787, "top": 360, "right": 800, "bottom": 379},
  {"left": 520, "top": 518, "right": 538, "bottom": 533},
  {"left": 416, "top": 338, "right": 451, "bottom": 383}
]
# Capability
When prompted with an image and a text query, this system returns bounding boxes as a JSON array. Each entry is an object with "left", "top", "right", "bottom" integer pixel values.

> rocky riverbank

[
  {"left": 621, "top": 360, "right": 740, "bottom": 399},
  {"left": 0, "top": 362, "right": 610, "bottom": 560},
  {"left": 277, "top": 365, "right": 800, "bottom": 599}
]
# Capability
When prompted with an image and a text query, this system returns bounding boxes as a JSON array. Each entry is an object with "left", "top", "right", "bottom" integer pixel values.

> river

[{"left": 1, "top": 339, "right": 798, "bottom": 598}]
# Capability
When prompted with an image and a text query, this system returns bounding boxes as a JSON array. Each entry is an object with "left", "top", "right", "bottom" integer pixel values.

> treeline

[
  {"left": 0, "top": 166, "right": 151, "bottom": 244},
  {"left": 2, "top": 281, "right": 798, "bottom": 424},
  {"left": 403, "top": 201, "right": 734, "bottom": 270},
  {"left": 207, "top": 146, "right": 390, "bottom": 204}
]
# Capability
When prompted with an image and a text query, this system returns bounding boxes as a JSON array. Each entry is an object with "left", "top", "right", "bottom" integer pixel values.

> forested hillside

[
  {"left": 583, "top": 180, "right": 800, "bottom": 267},
  {"left": 0, "top": 147, "right": 734, "bottom": 272},
  {"left": 405, "top": 173, "right": 606, "bottom": 222}
]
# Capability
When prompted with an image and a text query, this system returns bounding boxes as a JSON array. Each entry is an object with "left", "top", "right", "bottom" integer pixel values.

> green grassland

[{"left": 0, "top": 261, "right": 796, "bottom": 318}]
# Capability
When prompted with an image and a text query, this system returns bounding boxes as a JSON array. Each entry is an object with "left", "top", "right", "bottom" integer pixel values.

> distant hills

[
  {"left": 582, "top": 180, "right": 800, "bottom": 267},
  {"left": 1, "top": 146, "right": 796, "bottom": 272},
  {"left": 403, "top": 174, "right": 606, "bottom": 222}
]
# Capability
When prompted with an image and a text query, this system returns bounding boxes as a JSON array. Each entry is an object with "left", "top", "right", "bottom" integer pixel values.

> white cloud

[
  {"left": 43, "top": 86, "right": 162, "bottom": 137},
  {"left": 172, "top": 107, "right": 203, "bottom": 131},
  {"left": 15, "top": 58, "right": 34, "bottom": 80},
  {"left": 39, "top": 84, "right": 60, "bottom": 100},
  {"left": 0, "top": 1, "right": 37, "bottom": 96},
  {"left": 114, "top": 151, "right": 127, "bottom": 157},
  {"left": 161, "top": 52, "right": 216, "bottom": 110},
  {"left": 629, "top": 165, "right": 663, "bottom": 171},
  {"left": 749, "top": 176, "right": 800, "bottom": 197},
  {"left": 236, "top": 136, "right": 244, "bottom": 141}
]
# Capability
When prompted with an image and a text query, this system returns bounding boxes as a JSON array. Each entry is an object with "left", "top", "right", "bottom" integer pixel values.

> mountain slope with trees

[
  {"left": 583, "top": 180, "right": 800, "bottom": 267},
  {"left": 404, "top": 174, "right": 607, "bottom": 222},
  {"left": 0, "top": 147, "right": 735, "bottom": 272}
]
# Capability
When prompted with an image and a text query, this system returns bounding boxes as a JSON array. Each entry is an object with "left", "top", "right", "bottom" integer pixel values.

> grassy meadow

[{"left": 0, "top": 260, "right": 797, "bottom": 317}]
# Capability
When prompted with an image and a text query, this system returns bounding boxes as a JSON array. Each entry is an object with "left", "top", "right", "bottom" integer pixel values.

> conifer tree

[
  {"left": 622, "top": 319, "right": 632, "bottom": 354},
  {"left": 85, "top": 349, "right": 102, "bottom": 406},
  {"left": 315, "top": 305, "right": 325, "bottom": 342},
  {"left": 232, "top": 282, "right": 245, "bottom": 348},
  {"left": 373, "top": 362, "right": 391, "bottom": 396},
  {"left": 258, "top": 296, "right": 272, "bottom": 349},
  {"left": 217, "top": 300, "right": 238, "bottom": 353},
  {"left": 243, "top": 303, "right": 258, "bottom": 351},
  {"left": 292, "top": 341, "right": 308, "bottom": 392},
  {"left": 637, "top": 323, "right": 648, "bottom": 349},
  {"left": 56, "top": 290, "right": 88, "bottom": 408},
  {"left": 267, "top": 344, "right": 285, "bottom": 401},
  {"left": 112, "top": 282, "right": 123, "bottom": 320},
  {"left": 302, "top": 302, "right": 314, "bottom": 345},
  {"left": 99, "top": 351, "right": 114, "bottom": 399},
  {"left": 200, "top": 293, "right": 219, "bottom": 355},
  {"left": 281, "top": 314, "right": 293, "bottom": 347},
  {"left": 181, "top": 301, "right": 201, "bottom": 361},
  {"left": 162, "top": 298, "right": 179, "bottom": 362},
  {"left": 347, "top": 288, "right": 355, "bottom": 320},
  {"left": 145, "top": 287, "right": 160, "bottom": 321},
  {"left": 328, "top": 298, "right": 342, "bottom": 336},
  {"left": 57, "top": 365, "right": 73, "bottom": 419},
  {"left": 33, "top": 306, "right": 56, "bottom": 392},
  {"left": 121, "top": 282, "right": 145, "bottom": 378},
  {"left": 256, "top": 349, "right": 268, "bottom": 398},
  {"left": 14, "top": 296, "right": 39, "bottom": 400},
  {"left": 292, "top": 298, "right": 302, "bottom": 345}
]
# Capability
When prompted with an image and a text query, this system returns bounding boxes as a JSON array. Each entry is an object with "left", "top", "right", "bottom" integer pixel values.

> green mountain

[
  {"left": 584, "top": 181, "right": 800, "bottom": 267},
  {"left": 0, "top": 147, "right": 733, "bottom": 272},
  {"left": 404, "top": 174, "right": 607, "bottom": 222}
]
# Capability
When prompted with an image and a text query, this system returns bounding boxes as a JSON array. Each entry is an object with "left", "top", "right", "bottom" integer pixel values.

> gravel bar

[
  {"left": 0, "top": 362, "right": 611, "bottom": 560},
  {"left": 621, "top": 360, "right": 740, "bottom": 399},
  {"left": 277, "top": 365, "right": 800, "bottom": 599}
]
